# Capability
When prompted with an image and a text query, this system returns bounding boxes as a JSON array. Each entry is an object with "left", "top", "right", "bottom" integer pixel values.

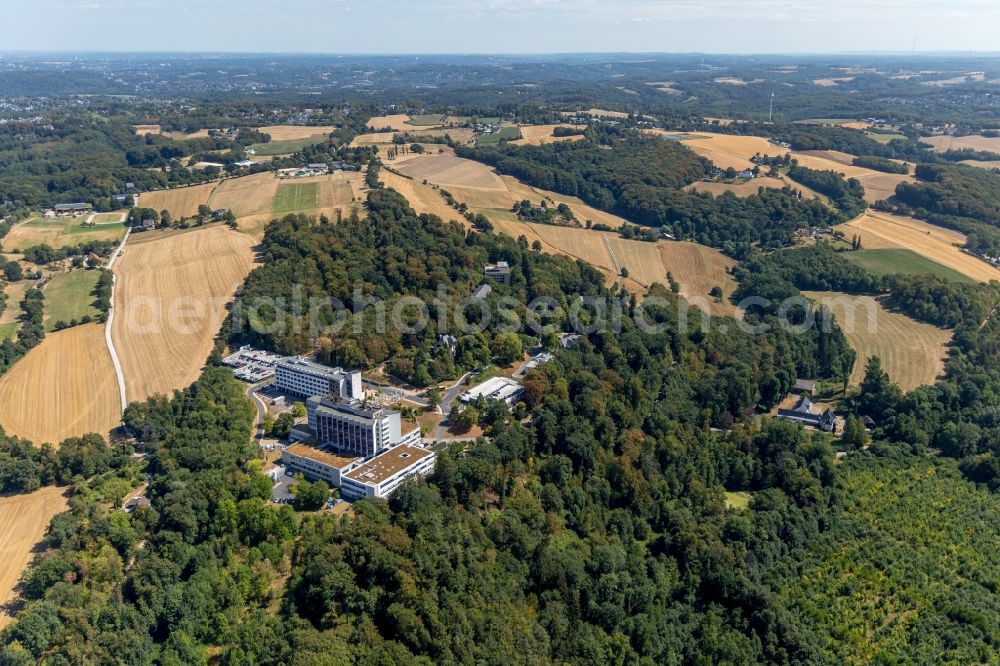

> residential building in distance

[
  {"left": 340, "top": 444, "right": 436, "bottom": 500},
  {"left": 275, "top": 357, "right": 362, "bottom": 400},
  {"left": 460, "top": 376, "right": 523, "bottom": 406},
  {"left": 306, "top": 394, "right": 420, "bottom": 458},
  {"left": 484, "top": 260, "right": 511, "bottom": 284}
]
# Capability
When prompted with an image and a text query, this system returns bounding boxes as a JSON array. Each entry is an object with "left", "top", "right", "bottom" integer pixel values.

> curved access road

[{"left": 104, "top": 228, "right": 131, "bottom": 416}]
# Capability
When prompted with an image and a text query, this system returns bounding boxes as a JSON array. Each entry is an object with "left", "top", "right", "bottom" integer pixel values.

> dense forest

[
  {"left": 459, "top": 129, "right": 844, "bottom": 256},
  {"left": 3, "top": 55, "right": 1000, "bottom": 663}
]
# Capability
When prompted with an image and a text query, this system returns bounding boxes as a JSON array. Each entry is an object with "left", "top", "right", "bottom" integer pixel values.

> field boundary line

[{"left": 105, "top": 228, "right": 131, "bottom": 416}]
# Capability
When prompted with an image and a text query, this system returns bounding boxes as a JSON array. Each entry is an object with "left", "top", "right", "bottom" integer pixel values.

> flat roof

[
  {"left": 277, "top": 357, "right": 351, "bottom": 378},
  {"left": 284, "top": 443, "right": 356, "bottom": 470},
  {"left": 461, "top": 376, "right": 522, "bottom": 402},
  {"left": 344, "top": 445, "right": 433, "bottom": 485}
]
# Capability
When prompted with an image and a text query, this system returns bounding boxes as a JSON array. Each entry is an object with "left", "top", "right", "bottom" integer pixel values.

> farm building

[
  {"left": 777, "top": 396, "right": 835, "bottom": 432},
  {"left": 792, "top": 379, "right": 816, "bottom": 396},
  {"left": 52, "top": 203, "right": 92, "bottom": 215}
]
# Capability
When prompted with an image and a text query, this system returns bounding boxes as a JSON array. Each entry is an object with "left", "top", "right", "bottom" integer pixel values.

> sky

[{"left": 2, "top": 0, "right": 1000, "bottom": 54}]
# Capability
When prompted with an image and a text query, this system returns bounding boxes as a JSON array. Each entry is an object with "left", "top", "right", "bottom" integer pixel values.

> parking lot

[{"left": 222, "top": 346, "right": 284, "bottom": 383}]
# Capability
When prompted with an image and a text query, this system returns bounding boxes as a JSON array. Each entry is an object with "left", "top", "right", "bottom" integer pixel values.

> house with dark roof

[{"left": 777, "top": 396, "right": 835, "bottom": 432}]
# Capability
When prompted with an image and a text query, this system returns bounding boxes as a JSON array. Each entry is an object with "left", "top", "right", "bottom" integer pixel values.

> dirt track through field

[
  {"left": 112, "top": 225, "right": 258, "bottom": 403},
  {"left": 0, "top": 486, "right": 69, "bottom": 628},
  {"left": 0, "top": 323, "right": 121, "bottom": 444}
]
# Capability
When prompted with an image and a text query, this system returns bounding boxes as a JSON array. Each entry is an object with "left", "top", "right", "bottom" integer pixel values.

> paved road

[
  {"left": 245, "top": 380, "right": 271, "bottom": 443},
  {"left": 433, "top": 372, "right": 472, "bottom": 441},
  {"left": 104, "top": 227, "right": 132, "bottom": 416}
]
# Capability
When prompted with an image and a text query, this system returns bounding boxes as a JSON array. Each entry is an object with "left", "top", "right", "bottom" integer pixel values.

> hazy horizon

[{"left": 3, "top": 0, "right": 1000, "bottom": 55}]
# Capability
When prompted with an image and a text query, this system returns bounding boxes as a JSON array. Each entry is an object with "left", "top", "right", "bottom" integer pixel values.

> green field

[
  {"left": 5, "top": 216, "right": 126, "bottom": 251},
  {"left": 0, "top": 321, "right": 18, "bottom": 340},
  {"left": 843, "top": 248, "right": 974, "bottom": 284},
  {"left": 475, "top": 127, "right": 522, "bottom": 146},
  {"left": 91, "top": 212, "right": 126, "bottom": 224},
  {"left": 723, "top": 491, "right": 751, "bottom": 510},
  {"left": 43, "top": 269, "right": 102, "bottom": 331},
  {"left": 249, "top": 135, "right": 329, "bottom": 156},
  {"left": 273, "top": 182, "right": 321, "bottom": 213},
  {"left": 406, "top": 114, "right": 446, "bottom": 126}
]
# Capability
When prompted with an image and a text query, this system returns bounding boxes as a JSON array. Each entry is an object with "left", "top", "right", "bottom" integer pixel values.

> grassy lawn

[
  {"left": 91, "top": 212, "right": 126, "bottom": 224},
  {"left": 475, "top": 127, "right": 522, "bottom": 146},
  {"left": 723, "top": 491, "right": 751, "bottom": 510},
  {"left": 43, "top": 270, "right": 102, "bottom": 331},
  {"left": 5, "top": 216, "right": 126, "bottom": 251},
  {"left": 273, "top": 182, "right": 321, "bottom": 213},
  {"left": 843, "top": 248, "right": 974, "bottom": 284},
  {"left": 0, "top": 321, "right": 18, "bottom": 341},
  {"left": 249, "top": 135, "right": 328, "bottom": 156},
  {"left": 406, "top": 114, "right": 446, "bottom": 126}
]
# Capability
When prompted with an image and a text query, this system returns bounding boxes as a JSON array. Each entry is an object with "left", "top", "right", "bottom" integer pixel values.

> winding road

[{"left": 104, "top": 228, "right": 131, "bottom": 416}]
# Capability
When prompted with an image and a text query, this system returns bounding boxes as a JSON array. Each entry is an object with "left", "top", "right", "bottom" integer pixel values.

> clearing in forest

[
  {"left": 112, "top": 225, "right": 258, "bottom": 404},
  {"left": 837, "top": 212, "right": 1000, "bottom": 284},
  {"left": 138, "top": 181, "right": 219, "bottom": 219},
  {"left": 0, "top": 486, "right": 70, "bottom": 628},
  {"left": 0, "top": 323, "right": 121, "bottom": 444},
  {"left": 802, "top": 290, "right": 952, "bottom": 390}
]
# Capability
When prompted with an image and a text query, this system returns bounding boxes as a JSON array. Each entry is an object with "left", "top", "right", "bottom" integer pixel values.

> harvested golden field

[
  {"left": 139, "top": 181, "right": 219, "bottom": 219},
  {"left": 382, "top": 171, "right": 466, "bottom": 225},
  {"left": 112, "top": 225, "right": 258, "bottom": 403},
  {"left": 351, "top": 131, "right": 397, "bottom": 145},
  {"left": 813, "top": 77, "right": 855, "bottom": 86},
  {"left": 394, "top": 153, "right": 506, "bottom": 189},
  {"left": 259, "top": 125, "right": 334, "bottom": 141},
  {"left": 922, "top": 134, "right": 1000, "bottom": 153},
  {"left": 208, "top": 172, "right": 279, "bottom": 217},
  {"left": 837, "top": 212, "right": 1000, "bottom": 283},
  {"left": 0, "top": 486, "right": 70, "bottom": 629},
  {"left": 367, "top": 114, "right": 443, "bottom": 131},
  {"left": 163, "top": 129, "right": 213, "bottom": 140},
  {"left": 688, "top": 177, "right": 788, "bottom": 197},
  {"left": 713, "top": 77, "right": 763, "bottom": 85},
  {"left": 134, "top": 124, "right": 162, "bottom": 135},
  {"left": 0, "top": 323, "right": 121, "bottom": 444},
  {"left": 803, "top": 291, "right": 952, "bottom": 390},
  {"left": 564, "top": 109, "right": 629, "bottom": 119},
  {"left": 511, "top": 125, "right": 585, "bottom": 146},
  {"left": 680, "top": 132, "right": 780, "bottom": 171},
  {"left": 489, "top": 218, "right": 736, "bottom": 312},
  {"left": 791, "top": 150, "right": 915, "bottom": 203}
]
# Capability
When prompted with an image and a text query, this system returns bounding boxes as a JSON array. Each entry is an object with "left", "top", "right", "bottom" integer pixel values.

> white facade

[
  {"left": 460, "top": 376, "right": 523, "bottom": 406},
  {"left": 340, "top": 445, "right": 436, "bottom": 500},
  {"left": 307, "top": 395, "right": 416, "bottom": 457},
  {"left": 275, "top": 357, "right": 362, "bottom": 400}
]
